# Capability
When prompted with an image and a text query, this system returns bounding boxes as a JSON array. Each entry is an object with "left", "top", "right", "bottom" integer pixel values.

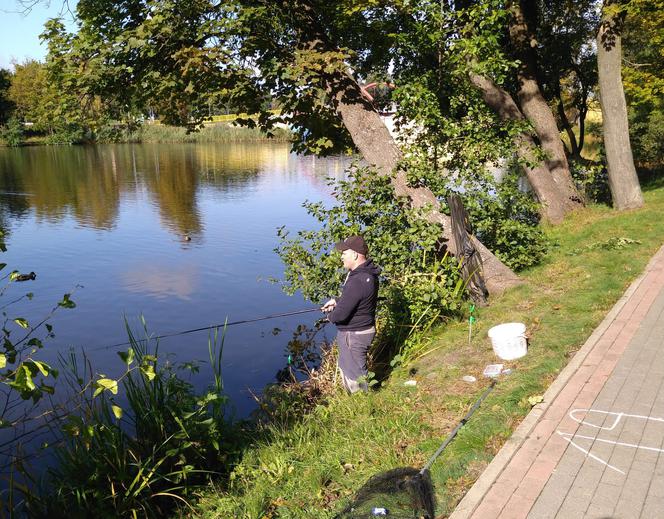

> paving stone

[
  {"left": 554, "top": 496, "right": 590, "bottom": 518},
  {"left": 453, "top": 248, "right": 664, "bottom": 519},
  {"left": 584, "top": 504, "right": 616, "bottom": 518},
  {"left": 590, "top": 481, "right": 622, "bottom": 507},
  {"left": 525, "top": 479, "right": 569, "bottom": 519},
  {"left": 612, "top": 497, "right": 643, "bottom": 518},
  {"left": 641, "top": 499, "right": 664, "bottom": 519}
]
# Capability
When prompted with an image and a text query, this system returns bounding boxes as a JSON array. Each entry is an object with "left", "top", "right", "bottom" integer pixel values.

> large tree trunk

[
  {"left": 329, "top": 74, "right": 521, "bottom": 294},
  {"left": 597, "top": 2, "right": 644, "bottom": 210},
  {"left": 468, "top": 72, "right": 570, "bottom": 224},
  {"left": 508, "top": 0, "right": 583, "bottom": 215}
]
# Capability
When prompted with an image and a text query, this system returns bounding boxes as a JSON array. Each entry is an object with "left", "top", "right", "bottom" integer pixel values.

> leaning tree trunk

[
  {"left": 508, "top": 0, "right": 583, "bottom": 215},
  {"left": 468, "top": 73, "right": 570, "bottom": 224},
  {"left": 329, "top": 72, "right": 521, "bottom": 294},
  {"left": 597, "top": 2, "right": 644, "bottom": 210}
]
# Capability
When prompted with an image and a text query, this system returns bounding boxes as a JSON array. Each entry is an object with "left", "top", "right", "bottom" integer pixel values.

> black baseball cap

[{"left": 334, "top": 235, "right": 368, "bottom": 256}]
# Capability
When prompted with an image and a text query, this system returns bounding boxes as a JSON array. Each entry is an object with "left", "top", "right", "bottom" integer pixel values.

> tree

[
  {"left": 622, "top": 0, "right": 664, "bottom": 164},
  {"left": 6, "top": 59, "right": 83, "bottom": 140},
  {"left": 505, "top": 0, "right": 582, "bottom": 216},
  {"left": 597, "top": 0, "right": 644, "bottom": 209},
  {"left": 532, "top": 0, "right": 599, "bottom": 159},
  {"left": 7, "top": 60, "right": 48, "bottom": 125},
  {"left": 0, "top": 68, "right": 14, "bottom": 125}
]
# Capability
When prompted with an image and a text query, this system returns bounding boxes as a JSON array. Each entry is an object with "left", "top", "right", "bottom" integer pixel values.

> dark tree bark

[
  {"left": 508, "top": 0, "right": 583, "bottom": 215},
  {"left": 448, "top": 195, "right": 489, "bottom": 306},
  {"left": 597, "top": 1, "right": 644, "bottom": 210},
  {"left": 555, "top": 85, "right": 579, "bottom": 157},
  {"left": 469, "top": 72, "right": 571, "bottom": 224}
]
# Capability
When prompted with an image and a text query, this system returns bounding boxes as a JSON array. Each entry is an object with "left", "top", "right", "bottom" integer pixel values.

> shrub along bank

[{"left": 187, "top": 172, "right": 664, "bottom": 518}]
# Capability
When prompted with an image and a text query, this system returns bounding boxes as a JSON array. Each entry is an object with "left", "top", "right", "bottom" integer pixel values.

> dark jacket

[{"left": 328, "top": 259, "right": 380, "bottom": 331}]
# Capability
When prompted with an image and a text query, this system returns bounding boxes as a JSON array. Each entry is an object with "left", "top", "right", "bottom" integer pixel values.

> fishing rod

[{"left": 91, "top": 306, "right": 324, "bottom": 352}]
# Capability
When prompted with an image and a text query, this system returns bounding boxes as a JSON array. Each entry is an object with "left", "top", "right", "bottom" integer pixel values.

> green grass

[
  {"left": 0, "top": 121, "right": 292, "bottom": 147},
  {"left": 129, "top": 122, "right": 292, "bottom": 143},
  {"left": 187, "top": 177, "right": 664, "bottom": 518}
]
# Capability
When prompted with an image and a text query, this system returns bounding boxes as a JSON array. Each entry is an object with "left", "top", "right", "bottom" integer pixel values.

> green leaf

[
  {"left": 14, "top": 318, "right": 29, "bottom": 329},
  {"left": 31, "top": 360, "right": 50, "bottom": 377},
  {"left": 140, "top": 364, "right": 156, "bottom": 381},
  {"left": 527, "top": 395, "right": 544, "bottom": 406},
  {"left": 111, "top": 405, "right": 123, "bottom": 420},
  {"left": 11, "top": 365, "right": 36, "bottom": 392},
  {"left": 94, "top": 378, "right": 118, "bottom": 397},
  {"left": 58, "top": 293, "right": 76, "bottom": 309},
  {"left": 117, "top": 347, "right": 135, "bottom": 366},
  {"left": 0, "top": 354, "right": 6, "bottom": 369}
]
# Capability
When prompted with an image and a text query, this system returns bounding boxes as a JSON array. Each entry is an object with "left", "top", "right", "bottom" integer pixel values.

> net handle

[{"left": 421, "top": 379, "right": 497, "bottom": 473}]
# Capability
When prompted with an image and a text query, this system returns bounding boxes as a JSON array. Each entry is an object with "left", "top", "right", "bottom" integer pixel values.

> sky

[{"left": 0, "top": 0, "right": 78, "bottom": 70}]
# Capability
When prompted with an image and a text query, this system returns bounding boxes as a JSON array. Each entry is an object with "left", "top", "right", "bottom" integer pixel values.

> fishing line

[{"left": 90, "top": 307, "right": 323, "bottom": 352}]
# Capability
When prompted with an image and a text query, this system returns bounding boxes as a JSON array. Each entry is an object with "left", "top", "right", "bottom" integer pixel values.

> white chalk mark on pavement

[{"left": 556, "top": 408, "right": 664, "bottom": 474}]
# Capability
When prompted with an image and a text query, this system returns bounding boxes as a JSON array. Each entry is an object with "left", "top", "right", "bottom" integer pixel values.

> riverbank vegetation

[
  {"left": 1, "top": 0, "right": 663, "bottom": 516},
  {"left": 187, "top": 168, "right": 664, "bottom": 518}
]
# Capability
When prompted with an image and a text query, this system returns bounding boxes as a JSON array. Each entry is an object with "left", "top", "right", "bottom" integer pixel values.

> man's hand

[{"left": 321, "top": 298, "right": 337, "bottom": 313}]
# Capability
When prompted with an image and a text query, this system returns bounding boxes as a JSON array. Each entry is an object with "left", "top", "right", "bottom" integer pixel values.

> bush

[
  {"left": 0, "top": 117, "right": 25, "bottom": 146},
  {"left": 27, "top": 327, "right": 231, "bottom": 517},
  {"left": 570, "top": 159, "right": 612, "bottom": 205},
  {"left": 276, "top": 166, "right": 467, "bottom": 363},
  {"left": 630, "top": 109, "right": 664, "bottom": 165},
  {"left": 44, "top": 124, "right": 87, "bottom": 145},
  {"left": 459, "top": 169, "right": 548, "bottom": 271}
]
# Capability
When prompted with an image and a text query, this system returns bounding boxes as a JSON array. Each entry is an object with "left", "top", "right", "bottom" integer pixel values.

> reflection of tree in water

[
  {"left": 275, "top": 319, "right": 330, "bottom": 383},
  {"left": 195, "top": 142, "right": 279, "bottom": 191},
  {"left": 0, "top": 142, "right": 294, "bottom": 238},
  {"left": 0, "top": 146, "right": 120, "bottom": 229},
  {"left": 144, "top": 145, "right": 203, "bottom": 238},
  {"left": 136, "top": 143, "right": 280, "bottom": 238}
]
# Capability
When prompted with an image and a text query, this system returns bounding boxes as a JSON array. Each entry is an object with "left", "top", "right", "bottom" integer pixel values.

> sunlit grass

[{"left": 133, "top": 123, "right": 292, "bottom": 143}]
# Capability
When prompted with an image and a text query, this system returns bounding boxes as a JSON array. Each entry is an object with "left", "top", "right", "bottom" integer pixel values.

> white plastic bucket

[{"left": 488, "top": 322, "right": 527, "bottom": 360}]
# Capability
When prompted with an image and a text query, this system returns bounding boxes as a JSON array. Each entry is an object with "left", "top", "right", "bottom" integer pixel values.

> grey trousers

[{"left": 337, "top": 328, "right": 375, "bottom": 393}]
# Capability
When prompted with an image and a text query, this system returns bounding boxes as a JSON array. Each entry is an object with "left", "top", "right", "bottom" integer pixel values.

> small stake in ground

[{"left": 468, "top": 304, "right": 476, "bottom": 347}]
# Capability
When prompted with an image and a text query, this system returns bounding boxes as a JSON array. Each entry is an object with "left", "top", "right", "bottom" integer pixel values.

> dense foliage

[
  {"left": 24, "top": 330, "right": 230, "bottom": 517},
  {"left": 277, "top": 166, "right": 464, "bottom": 336},
  {"left": 276, "top": 163, "right": 546, "bottom": 360},
  {"left": 623, "top": 0, "right": 664, "bottom": 165}
]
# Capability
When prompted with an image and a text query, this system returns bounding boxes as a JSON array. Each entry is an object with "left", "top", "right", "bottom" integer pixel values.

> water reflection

[
  {"left": 121, "top": 262, "right": 199, "bottom": 301},
  {"left": 0, "top": 142, "right": 322, "bottom": 236}
]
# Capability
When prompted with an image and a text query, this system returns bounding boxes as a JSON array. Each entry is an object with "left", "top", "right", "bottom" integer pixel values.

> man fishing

[{"left": 321, "top": 235, "right": 380, "bottom": 393}]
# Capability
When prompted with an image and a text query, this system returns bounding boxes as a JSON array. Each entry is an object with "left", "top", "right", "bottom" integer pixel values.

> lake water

[{"left": 0, "top": 142, "right": 349, "bottom": 419}]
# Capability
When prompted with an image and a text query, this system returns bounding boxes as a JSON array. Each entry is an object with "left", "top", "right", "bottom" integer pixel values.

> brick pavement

[{"left": 450, "top": 245, "right": 664, "bottom": 519}]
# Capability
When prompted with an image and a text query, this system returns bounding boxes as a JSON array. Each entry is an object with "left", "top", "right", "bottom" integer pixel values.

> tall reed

[{"left": 23, "top": 319, "right": 231, "bottom": 518}]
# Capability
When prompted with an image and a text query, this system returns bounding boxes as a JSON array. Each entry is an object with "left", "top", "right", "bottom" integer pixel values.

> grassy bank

[
  {"left": 0, "top": 121, "right": 292, "bottom": 146},
  {"left": 187, "top": 174, "right": 664, "bottom": 518},
  {"left": 126, "top": 122, "right": 292, "bottom": 143}
]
